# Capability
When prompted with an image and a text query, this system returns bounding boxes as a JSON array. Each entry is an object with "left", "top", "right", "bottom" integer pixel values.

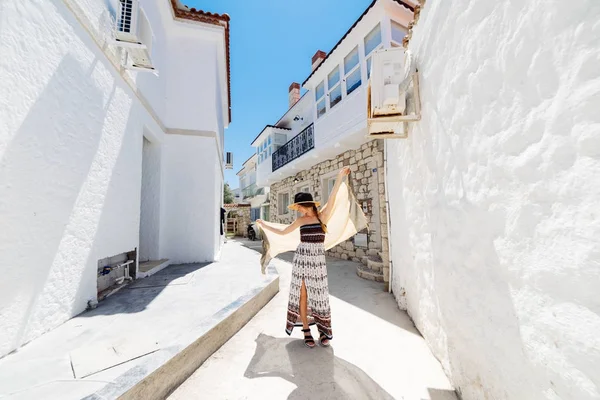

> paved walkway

[
  {"left": 0, "top": 241, "right": 277, "bottom": 400},
  {"left": 169, "top": 239, "right": 457, "bottom": 400}
]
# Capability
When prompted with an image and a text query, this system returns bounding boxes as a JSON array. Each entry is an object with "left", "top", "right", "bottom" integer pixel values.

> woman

[{"left": 257, "top": 166, "right": 351, "bottom": 348}]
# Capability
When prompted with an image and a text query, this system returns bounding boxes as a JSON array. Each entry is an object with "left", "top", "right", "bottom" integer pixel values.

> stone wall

[
  {"left": 386, "top": 1, "right": 600, "bottom": 399},
  {"left": 224, "top": 205, "right": 251, "bottom": 237},
  {"left": 269, "top": 139, "right": 390, "bottom": 282}
]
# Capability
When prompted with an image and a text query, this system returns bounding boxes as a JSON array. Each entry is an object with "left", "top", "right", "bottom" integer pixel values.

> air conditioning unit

[
  {"left": 225, "top": 152, "right": 233, "bottom": 169},
  {"left": 112, "top": 0, "right": 157, "bottom": 74},
  {"left": 367, "top": 48, "right": 420, "bottom": 138}
]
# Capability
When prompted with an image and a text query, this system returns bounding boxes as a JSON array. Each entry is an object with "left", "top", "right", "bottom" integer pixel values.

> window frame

[
  {"left": 364, "top": 23, "right": 383, "bottom": 57},
  {"left": 278, "top": 192, "right": 290, "bottom": 216},
  {"left": 315, "top": 81, "right": 326, "bottom": 119},
  {"left": 327, "top": 66, "right": 342, "bottom": 109},
  {"left": 364, "top": 23, "right": 383, "bottom": 79},
  {"left": 391, "top": 19, "right": 407, "bottom": 47},
  {"left": 344, "top": 46, "right": 361, "bottom": 95},
  {"left": 321, "top": 170, "right": 338, "bottom": 203}
]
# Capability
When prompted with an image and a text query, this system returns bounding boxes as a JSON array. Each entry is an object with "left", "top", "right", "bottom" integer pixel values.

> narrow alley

[{"left": 169, "top": 239, "right": 456, "bottom": 400}]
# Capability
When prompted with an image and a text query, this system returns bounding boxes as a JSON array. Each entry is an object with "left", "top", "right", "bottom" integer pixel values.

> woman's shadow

[{"left": 244, "top": 333, "right": 394, "bottom": 400}]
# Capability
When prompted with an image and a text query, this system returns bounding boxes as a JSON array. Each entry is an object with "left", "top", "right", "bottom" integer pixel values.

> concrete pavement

[
  {"left": 169, "top": 239, "right": 457, "bottom": 400},
  {"left": 0, "top": 241, "right": 278, "bottom": 400}
]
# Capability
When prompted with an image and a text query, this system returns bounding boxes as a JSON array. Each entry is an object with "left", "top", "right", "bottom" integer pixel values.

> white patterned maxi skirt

[{"left": 285, "top": 241, "right": 333, "bottom": 339}]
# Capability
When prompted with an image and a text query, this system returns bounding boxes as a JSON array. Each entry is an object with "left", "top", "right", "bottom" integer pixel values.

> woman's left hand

[{"left": 338, "top": 166, "right": 350, "bottom": 177}]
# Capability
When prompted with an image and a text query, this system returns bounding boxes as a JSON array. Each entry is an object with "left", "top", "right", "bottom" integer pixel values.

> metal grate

[{"left": 117, "top": 0, "right": 134, "bottom": 33}]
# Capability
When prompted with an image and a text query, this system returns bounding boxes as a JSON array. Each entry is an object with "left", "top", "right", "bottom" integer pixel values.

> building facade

[
  {"left": 236, "top": 154, "right": 269, "bottom": 221},
  {"left": 252, "top": 0, "right": 415, "bottom": 288},
  {"left": 0, "top": 0, "right": 230, "bottom": 357},
  {"left": 384, "top": 1, "right": 600, "bottom": 399}
]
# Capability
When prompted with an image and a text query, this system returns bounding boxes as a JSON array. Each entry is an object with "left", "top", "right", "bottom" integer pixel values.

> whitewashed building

[
  {"left": 237, "top": 154, "right": 269, "bottom": 221},
  {"left": 379, "top": 1, "right": 600, "bottom": 399},
  {"left": 252, "top": 0, "right": 416, "bottom": 288},
  {"left": 0, "top": 0, "right": 230, "bottom": 357}
]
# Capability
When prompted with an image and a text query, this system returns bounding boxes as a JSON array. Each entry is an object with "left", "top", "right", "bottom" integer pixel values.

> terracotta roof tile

[{"left": 170, "top": 1, "right": 232, "bottom": 123}]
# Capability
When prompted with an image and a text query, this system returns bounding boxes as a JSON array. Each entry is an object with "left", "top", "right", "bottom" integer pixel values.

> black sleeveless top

[{"left": 300, "top": 223, "right": 325, "bottom": 243}]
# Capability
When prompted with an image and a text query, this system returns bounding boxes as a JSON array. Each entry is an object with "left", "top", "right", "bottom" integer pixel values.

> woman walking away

[{"left": 257, "top": 166, "right": 366, "bottom": 348}]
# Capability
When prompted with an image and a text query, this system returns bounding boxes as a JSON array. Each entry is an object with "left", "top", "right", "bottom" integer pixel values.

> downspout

[{"left": 383, "top": 139, "right": 394, "bottom": 293}]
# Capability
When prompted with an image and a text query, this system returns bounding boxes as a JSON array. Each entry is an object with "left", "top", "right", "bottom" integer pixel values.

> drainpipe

[{"left": 383, "top": 139, "right": 393, "bottom": 293}]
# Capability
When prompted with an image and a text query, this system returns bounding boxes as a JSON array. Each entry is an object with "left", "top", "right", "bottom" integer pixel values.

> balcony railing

[
  {"left": 242, "top": 184, "right": 264, "bottom": 199},
  {"left": 272, "top": 124, "right": 314, "bottom": 172}
]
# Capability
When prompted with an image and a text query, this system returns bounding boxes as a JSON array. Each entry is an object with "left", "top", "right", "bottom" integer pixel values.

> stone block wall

[{"left": 269, "top": 139, "right": 390, "bottom": 282}]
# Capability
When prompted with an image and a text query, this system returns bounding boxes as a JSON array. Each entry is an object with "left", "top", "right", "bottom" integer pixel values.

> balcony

[
  {"left": 242, "top": 183, "right": 263, "bottom": 199},
  {"left": 272, "top": 124, "right": 314, "bottom": 172}
]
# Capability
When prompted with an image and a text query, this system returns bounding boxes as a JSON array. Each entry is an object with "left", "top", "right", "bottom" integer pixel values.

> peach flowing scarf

[{"left": 258, "top": 177, "right": 369, "bottom": 274}]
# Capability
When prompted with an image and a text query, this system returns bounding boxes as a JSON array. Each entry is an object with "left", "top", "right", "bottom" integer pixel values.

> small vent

[
  {"left": 225, "top": 152, "right": 233, "bottom": 169},
  {"left": 117, "top": 0, "right": 134, "bottom": 33}
]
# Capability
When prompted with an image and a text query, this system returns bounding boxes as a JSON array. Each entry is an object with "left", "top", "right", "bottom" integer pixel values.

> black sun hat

[{"left": 288, "top": 192, "right": 321, "bottom": 210}]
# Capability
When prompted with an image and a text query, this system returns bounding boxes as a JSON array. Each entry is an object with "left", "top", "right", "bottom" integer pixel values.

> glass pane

[
  {"left": 391, "top": 20, "right": 406, "bottom": 44},
  {"left": 316, "top": 81, "right": 325, "bottom": 100},
  {"left": 364, "top": 23, "right": 382, "bottom": 55},
  {"left": 344, "top": 47, "right": 359, "bottom": 75},
  {"left": 329, "top": 84, "right": 342, "bottom": 108},
  {"left": 328, "top": 67, "right": 340, "bottom": 89},
  {"left": 327, "top": 178, "right": 336, "bottom": 199},
  {"left": 268, "top": 147, "right": 272, "bottom": 156},
  {"left": 268, "top": 136, "right": 272, "bottom": 145},
  {"left": 367, "top": 57, "right": 372, "bottom": 79},
  {"left": 317, "top": 98, "right": 326, "bottom": 118},
  {"left": 346, "top": 67, "right": 361, "bottom": 95}
]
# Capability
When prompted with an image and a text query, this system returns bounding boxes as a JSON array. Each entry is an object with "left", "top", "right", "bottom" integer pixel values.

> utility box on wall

[{"left": 367, "top": 48, "right": 421, "bottom": 139}]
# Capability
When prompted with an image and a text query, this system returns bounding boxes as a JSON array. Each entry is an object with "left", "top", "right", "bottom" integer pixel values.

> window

[
  {"left": 391, "top": 20, "right": 406, "bottom": 45},
  {"left": 328, "top": 67, "right": 342, "bottom": 108},
  {"left": 322, "top": 176, "right": 336, "bottom": 202},
  {"left": 278, "top": 192, "right": 290, "bottom": 215},
  {"left": 364, "top": 24, "right": 382, "bottom": 56},
  {"left": 364, "top": 24, "right": 382, "bottom": 80},
  {"left": 316, "top": 81, "right": 326, "bottom": 118},
  {"left": 344, "top": 46, "right": 361, "bottom": 95}
]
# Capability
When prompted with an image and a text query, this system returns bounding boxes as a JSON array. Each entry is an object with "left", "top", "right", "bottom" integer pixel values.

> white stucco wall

[
  {"left": 0, "top": 0, "right": 226, "bottom": 357},
  {"left": 386, "top": 1, "right": 600, "bottom": 399},
  {"left": 161, "top": 135, "right": 222, "bottom": 264},
  {"left": 0, "top": 0, "right": 151, "bottom": 356},
  {"left": 140, "top": 136, "right": 162, "bottom": 262}
]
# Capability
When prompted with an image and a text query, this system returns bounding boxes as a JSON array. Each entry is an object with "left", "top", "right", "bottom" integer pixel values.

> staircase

[{"left": 356, "top": 250, "right": 385, "bottom": 283}]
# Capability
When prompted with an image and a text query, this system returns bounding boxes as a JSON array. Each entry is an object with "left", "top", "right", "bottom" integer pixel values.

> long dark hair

[{"left": 311, "top": 204, "right": 328, "bottom": 233}]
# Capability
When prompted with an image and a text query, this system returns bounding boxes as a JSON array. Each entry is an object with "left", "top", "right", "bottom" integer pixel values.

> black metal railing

[{"left": 272, "top": 124, "right": 314, "bottom": 172}]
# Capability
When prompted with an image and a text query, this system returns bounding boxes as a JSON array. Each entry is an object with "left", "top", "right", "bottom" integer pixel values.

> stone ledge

[{"left": 356, "top": 264, "right": 384, "bottom": 283}]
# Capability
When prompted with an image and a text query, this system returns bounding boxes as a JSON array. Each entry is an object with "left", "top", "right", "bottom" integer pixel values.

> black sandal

[
  {"left": 319, "top": 332, "right": 330, "bottom": 347},
  {"left": 302, "top": 328, "right": 315, "bottom": 348}
]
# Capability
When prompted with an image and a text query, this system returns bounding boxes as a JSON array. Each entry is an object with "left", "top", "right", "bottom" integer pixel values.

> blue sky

[{"left": 186, "top": 0, "right": 372, "bottom": 187}]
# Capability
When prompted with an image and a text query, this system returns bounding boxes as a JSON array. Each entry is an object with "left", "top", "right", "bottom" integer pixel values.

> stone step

[
  {"left": 367, "top": 255, "right": 384, "bottom": 272},
  {"left": 356, "top": 264, "right": 384, "bottom": 283},
  {"left": 138, "top": 258, "right": 170, "bottom": 279}
]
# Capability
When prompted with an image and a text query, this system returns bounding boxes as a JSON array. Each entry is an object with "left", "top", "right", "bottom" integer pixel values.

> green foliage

[{"left": 223, "top": 183, "right": 235, "bottom": 204}]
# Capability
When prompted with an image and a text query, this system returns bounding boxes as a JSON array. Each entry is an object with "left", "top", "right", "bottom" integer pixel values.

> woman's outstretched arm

[
  {"left": 256, "top": 217, "right": 303, "bottom": 236},
  {"left": 320, "top": 167, "right": 350, "bottom": 224}
]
